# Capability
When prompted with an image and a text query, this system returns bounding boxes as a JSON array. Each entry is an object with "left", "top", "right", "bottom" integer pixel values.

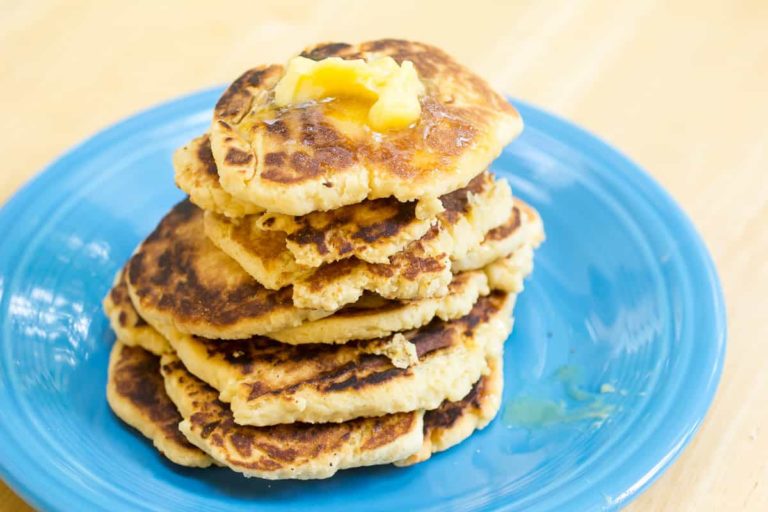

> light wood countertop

[{"left": 1, "top": 1, "right": 766, "bottom": 509}]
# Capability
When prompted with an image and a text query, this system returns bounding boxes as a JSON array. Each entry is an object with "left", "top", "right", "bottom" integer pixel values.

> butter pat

[{"left": 274, "top": 55, "right": 425, "bottom": 131}]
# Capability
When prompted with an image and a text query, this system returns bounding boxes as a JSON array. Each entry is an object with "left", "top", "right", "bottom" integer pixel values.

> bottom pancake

[
  {"left": 106, "top": 334, "right": 505, "bottom": 477},
  {"left": 160, "top": 352, "right": 424, "bottom": 480},
  {"left": 106, "top": 341, "right": 212, "bottom": 467}
]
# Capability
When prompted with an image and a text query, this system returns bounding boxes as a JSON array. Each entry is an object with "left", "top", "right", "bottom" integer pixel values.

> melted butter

[{"left": 273, "top": 56, "right": 425, "bottom": 131}]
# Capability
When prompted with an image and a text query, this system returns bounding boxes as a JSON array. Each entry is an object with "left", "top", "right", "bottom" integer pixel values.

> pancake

[
  {"left": 270, "top": 240, "right": 534, "bottom": 345},
  {"left": 160, "top": 352, "right": 424, "bottom": 479},
  {"left": 210, "top": 39, "right": 523, "bottom": 215},
  {"left": 452, "top": 200, "right": 544, "bottom": 272},
  {"left": 204, "top": 210, "right": 452, "bottom": 295},
  {"left": 396, "top": 354, "right": 503, "bottom": 466},
  {"left": 174, "top": 135, "right": 263, "bottom": 218},
  {"left": 436, "top": 171, "right": 513, "bottom": 261},
  {"left": 160, "top": 292, "right": 513, "bottom": 426},
  {"left": 268, "top": 269, "right": 490, "bottom": 345},
  {"left": 254, "top": 194, "right": 442, "bottom": 267},
  {"left": 205, "top": 186, "right": 520, "bottom": 313},
  {"left": 290, "top": 224, "right": 452, "bottom": 311},
  {"left": 204, "top": 206, "right": 451, "bottom": 311},
  {"left": 103, "top": 268, "right": 170, "bottom": 355},
  {"left": 180, "top": 134, "right": 444, "bottom": 266},
  {"left": 203, "top": 210, "right": 313, "bottom": 290},
  {"left": 106, "top": 341, "right": 212, "bottom": 467},
  {"left": 203, "top": 171, "right": 511, "bottom": 291},
  {"left": 484, "top": 244, "right": 535, "bottom": 293},
  {"left": 125, "top": 199, "right": 332, "bottom": 340}
]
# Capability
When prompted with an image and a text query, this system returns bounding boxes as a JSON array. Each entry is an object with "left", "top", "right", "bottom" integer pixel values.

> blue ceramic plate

[{"left": 0, "top": 89, "right": 725, "bottom": 511}]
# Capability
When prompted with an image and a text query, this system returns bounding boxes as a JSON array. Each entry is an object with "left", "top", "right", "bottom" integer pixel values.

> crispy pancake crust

[
  {"left": 210, "top": 39, "right": 523, "bottom": 215},
  {"left": 483, "top": 244, "right": 535, "bottom": 293},
  {"left": 269, "top": 238, "right": 536, "bottom": 345},
  {"left": 203, "top": 210, "right": 313, "bottom": 290},
  {"left": 452, "top": 199, "right": 544, "bottom": 272},
  {"left": 229, "top": 292, "right": 513, "bottom": 425},
  {"left": 269, "top": 269, "right": 489, "bottom": 345},
  {"left": 158, "top": 292, "right": 513, "bottom": 426},
  {"left": 161, "top": 353, "right": 424, "bottom": 479},
  {"left": 103, "top": 268, "right": 171, "bottom": 355},
  {"left": 204, "top": 172, "right": 511, "bottom": 290},
  {"left": 204, "top": 183, "right": 521, "bottom": 314},
  {"left": 437, "top": 172, "right": 514, "bottom": 261},
  {"left": 290, "top": 224, "right": 452, "bottom": 310},
  {"left": 257, "top": 195, "right": 441, "bottom": 267},
  {"left": 126, "top": 200, "right": 331, "bottom": 339},
  {"left": 106, "top": 342, "right": 212, "bottom": 467},
  {"left": 396, "top": 354, "right": 503, "bottom": 466},
  {"left": 174, "top": 135, "right": 263, "bottom": 217},
  {"left": 176, "top": 132, "right": 443, "bottom": 266}
]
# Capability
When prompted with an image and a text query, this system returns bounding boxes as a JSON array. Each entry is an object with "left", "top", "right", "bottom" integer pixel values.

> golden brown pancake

[
  {"left": 290, "top": 224, "right": 452, "bottom": 311},
  {"left": 483, "top": 245, "right": 535, "bottom": 294},
  {"left": 254, "top": 195, "right": 442, "bottom": 267},
  {"left": 231, "top": 170, "right": 509, "bottom": 269},
  {"left": 268, "top": 268, "right": 490, "bottom": 345},
  {"left": 210, "top": 39, "right": 523, "bottom": 215},
  {"left": 174, "top": 135, "right": 263, "bottom": 218},
  {"left": 162, "top": 292, "right": 514, "bottom": 426},
  {"left": 269, "top": 238, "right": 534, "bottom": 345},
  {"left": 106, "top": 341, "right": 212, "bottom": 467},
  {"left": 205, "top": 194, "right": 532, "bottom": 313},
  {"left": 436, "top": 171, "right": 514, "bottom": 261},
  {"left": 452, "top": 200, "right": 545, "bottom": 272},
  {"left": 396, "top": 354, "right": 503, "bottom": 466},
  {"left": 203, "top": 171, "right": 512, "bottom": 292},
  {"left": 205, "top": 209, "right": 455, "bottom": 299},
  {"left": 161, "top": 352, "right": 424, "bottom": 479},
  {"left": 125, "top": 199, "right": 332, "bottom": 340},
  {"left": 103, "top": 268, "right": 170, "bottom": 355}
]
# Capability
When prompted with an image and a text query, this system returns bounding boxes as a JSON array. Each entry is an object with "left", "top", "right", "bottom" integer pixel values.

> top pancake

[
  {"left": 210, "top": 39, "right": 522, "bottom": 215},
  {"left": 174, "top": 135, "right": 263, "bottom": 218}
]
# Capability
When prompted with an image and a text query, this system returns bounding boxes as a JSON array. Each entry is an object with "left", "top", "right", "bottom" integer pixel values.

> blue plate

[{"left": 0, "top": 89, "right": 725, "bottom": 511}]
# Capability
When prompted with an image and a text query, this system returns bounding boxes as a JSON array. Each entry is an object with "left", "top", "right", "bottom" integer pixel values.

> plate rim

[{"left": 0, "top": 87, "right": 727, "bottom": 512}]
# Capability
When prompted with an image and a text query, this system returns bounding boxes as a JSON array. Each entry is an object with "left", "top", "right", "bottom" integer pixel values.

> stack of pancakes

[{"left": 104, "top": 40, "right": 544, "bottom": 479}]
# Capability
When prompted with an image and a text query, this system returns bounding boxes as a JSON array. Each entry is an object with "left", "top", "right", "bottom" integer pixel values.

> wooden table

[{"left": 1, "top": 1, "right": 766, "bottom": 509}]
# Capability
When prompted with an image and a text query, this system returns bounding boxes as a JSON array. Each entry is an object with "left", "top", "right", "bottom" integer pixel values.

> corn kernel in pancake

[
  {"left": 161, "top": 352, "right": 424, "bottom": 479},
  {"left": 210, "top": 39, "right": 523, "bottom": 215},
  {"left": 106, "top": 342, "right": 212, "bottom": 467}
]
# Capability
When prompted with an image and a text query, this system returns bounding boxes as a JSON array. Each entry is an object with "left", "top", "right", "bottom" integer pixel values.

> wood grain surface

[{"left": 1, "top": 1, "right": 766, "bottom": 510}]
